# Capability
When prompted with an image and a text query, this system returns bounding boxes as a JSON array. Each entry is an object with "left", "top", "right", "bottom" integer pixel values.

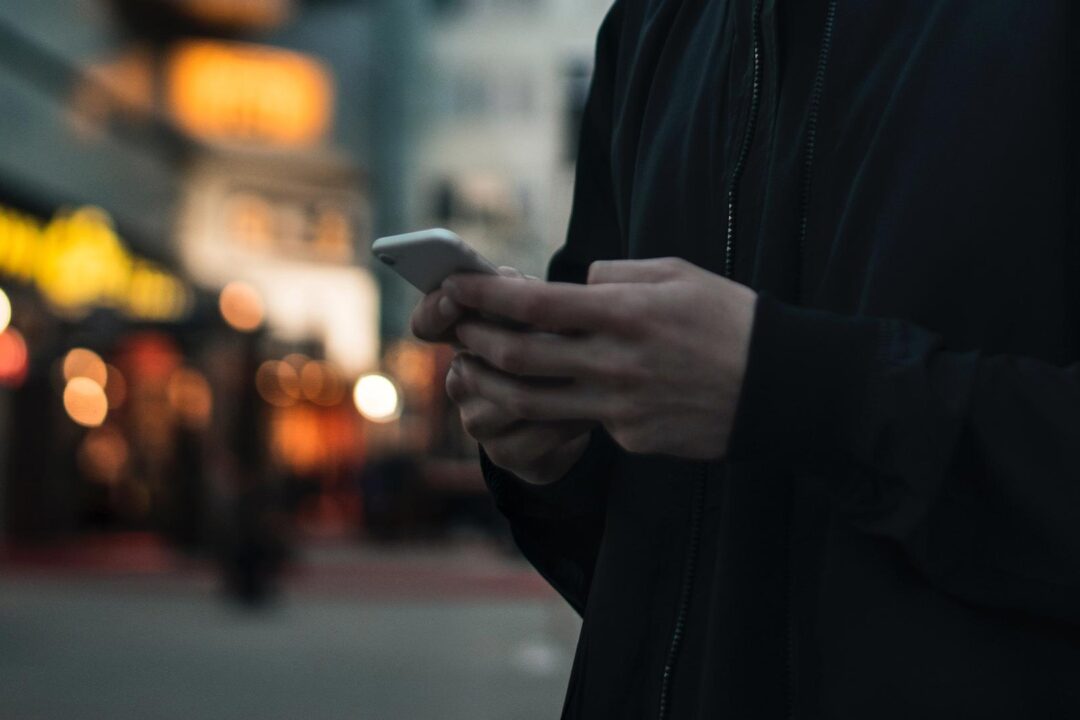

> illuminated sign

[
  {"left": 167, "top": 40, "right": 333, "bottom": 147},
  {"left": 0, "top": 205, "right": 190, "bottom": 321},
  {"left": 179, "top": 0, "right": 293, "bottom": 29},
  {"left": 178, "top": 153, "right": 376, "bottom": 373}
]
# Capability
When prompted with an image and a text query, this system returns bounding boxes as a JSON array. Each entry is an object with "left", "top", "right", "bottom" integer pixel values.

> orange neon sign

[{"left": 167, "top": 40, "right": 333, "bottom": 147}]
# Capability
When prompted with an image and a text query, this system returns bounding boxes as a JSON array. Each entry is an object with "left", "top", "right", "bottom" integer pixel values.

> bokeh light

[
  {"left": 219, "top": 281, "right": 264, "bottom": 332},
  {"left": 301, "top": 359, "right": 345, "bottom": 406},
  {"left": 64, "top": 376, "right": 109, "bottom": 428},
  {"left": 166, "top": 367, "right": 213, "bottom": 429},
  {"left": 78, "top": 426, "right": 129, "bottom": 486},
  {"left": 0, "top": 287, "right": 11, "bottom": 334},
  {"left": 277, "top": 357, "right": 302, "bottom": 400},
  {"left": 104, "top": 364, "right": 127, "bottom": 409},
  {"left": 256, "top": 360, "right": 295, "bottom": 407},
  {"left": 63, "top": 348, "right": 108, "bottom": 386},
  {"left": 353, "top": 373, "right": 401, "bottom": 423},
  {"left": 0, "top": 327, "right": 29, "bottom": 388}
]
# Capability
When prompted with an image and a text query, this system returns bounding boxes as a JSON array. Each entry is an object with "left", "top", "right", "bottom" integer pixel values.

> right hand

[{"left": 410, "top": 268, "right": 593, "bottom": 485}]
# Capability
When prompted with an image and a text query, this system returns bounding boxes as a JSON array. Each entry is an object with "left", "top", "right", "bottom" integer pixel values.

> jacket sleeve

[
  {"left": 727, "top": 294, "right": 1080, "bottom": 625},
  {"left": 479, "top": 1, "right": 627, "bottom": 616}
]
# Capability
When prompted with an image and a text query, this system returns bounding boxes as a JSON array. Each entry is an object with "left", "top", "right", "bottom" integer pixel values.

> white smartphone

[{"left": 372, "top": 228, "right": 499, "bottom": 294}]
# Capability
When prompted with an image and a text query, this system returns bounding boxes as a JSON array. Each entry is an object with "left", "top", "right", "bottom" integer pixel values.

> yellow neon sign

[
  {"left": 0, "top": 205, "right": 190, "bottom": 321},
  {"left": 167, "top": 40, "right": 333, "bottom": 147}
]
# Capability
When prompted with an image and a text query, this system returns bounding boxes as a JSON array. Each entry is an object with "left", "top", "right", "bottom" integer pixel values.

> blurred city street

[
  {"left": 0, "top": 541, "right": 579, "bottom": 720},
  {"left": 0, "top": 0, "right": 608, "bottom": 716}
]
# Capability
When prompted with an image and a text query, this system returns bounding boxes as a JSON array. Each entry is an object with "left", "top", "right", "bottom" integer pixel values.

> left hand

[{"left": 444, "top": 257, "right": 757, "bottom": 460}]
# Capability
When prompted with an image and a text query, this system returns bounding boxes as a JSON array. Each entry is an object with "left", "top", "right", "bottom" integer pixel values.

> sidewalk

[
  {"left": 0, "top": 535, "right": 578, "bottom": 720},
  {"left": 0, "top": 533, "right": 557, "bottom": 602}
]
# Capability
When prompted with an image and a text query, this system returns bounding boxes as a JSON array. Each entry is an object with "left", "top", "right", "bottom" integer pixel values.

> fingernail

[
  {"left": 438, "top": 296, "right": 458, "bottom": 318},
  {"left": 442, "top": 277, "right": 459, "bottom": 297}
]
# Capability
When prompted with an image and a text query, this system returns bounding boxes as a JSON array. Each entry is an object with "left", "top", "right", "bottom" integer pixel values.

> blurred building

[
  {"left": 0, "top": 0, "right": 384, "bottom": 546},
  {"left": 0, "top": 0, "right": 613, "bottom": 553},
  {"left": 419, "top": 0, "right": 611, "bottom": 277}
]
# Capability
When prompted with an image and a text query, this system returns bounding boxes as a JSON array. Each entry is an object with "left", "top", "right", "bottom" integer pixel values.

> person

[{"left": 412, "top": 1, "right": 1080, "bottom": 717}]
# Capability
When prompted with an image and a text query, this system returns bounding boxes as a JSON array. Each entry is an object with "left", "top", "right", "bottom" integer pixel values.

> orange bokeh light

[
  {"left": 104, "top": 364, "right": 127, "bottom": 409},
  {"left": 78, "top": 426, "right": 129, "bottom": 486},
  {"left": 219, "top": 281, "right": 264, "bottom": 332},
  {"left": 64, "top": 377, "right": 108, "bottom": 428},
  {"left": 63, "top": 347, "right": 108, "bottom": 386},
  {"left": 167, "top": 367, "right": 214, "bottom": 430},
  {"left": 256, "top": 360, "right": 295, "bottom": 408}
]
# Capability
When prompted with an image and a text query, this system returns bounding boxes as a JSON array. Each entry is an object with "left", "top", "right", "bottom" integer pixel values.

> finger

[
  {"left": 458, "top": 354, "right": 611, "bottom": 421},
  {"left": 411, "top": 288, "right": 464, "bottom": 342},
  {"left": 481, "top": 421, "right": 594, "bottom": 467},
  {"left": 456, "top": 394, "right": 521, "bottom": 439},
  {"left": 451, "top": 363, "right": 593, "bottom": 441},
  {"left": 443, "top": 274, "right": 617, "bottom": 331},
  {"left": 587, "top": 257, "right": 687, "bottom": 285},
  {"left": 455, "top": 320, "right": 604, "bottom": 379}
]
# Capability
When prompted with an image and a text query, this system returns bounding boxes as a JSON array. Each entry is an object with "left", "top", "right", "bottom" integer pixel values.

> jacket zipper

[
  {"left": 796, "top": 0, "right": 839, "bottom": 304},
  {"left": 656, "top": 2, "right": 765, "bottom": 719},
  {"left": 723, "top": 0, "right": 765, "bottom": 280},
  {"left": 656, "top": 466, "right": 706, "bottom": 720},
  {"left": 786, "top": 5, "right": 838, "bottom": 717}
]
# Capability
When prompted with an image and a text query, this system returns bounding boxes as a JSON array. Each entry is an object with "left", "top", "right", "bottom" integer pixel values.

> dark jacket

[{"left": 480, "top": 1, "right": 1080, "bottom": 717}]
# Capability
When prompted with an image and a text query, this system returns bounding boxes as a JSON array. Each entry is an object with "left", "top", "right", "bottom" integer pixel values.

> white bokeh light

[{"left": 352, "top": 374, "right": 401, "bottom": 423}]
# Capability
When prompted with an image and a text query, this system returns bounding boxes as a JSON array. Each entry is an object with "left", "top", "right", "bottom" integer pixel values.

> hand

[
  {"left": 410, "top": 267, "right": 593, "bottom": 485},
  {"left": 446, "top": 356, "right": 595, "bottom": 485},
  {"left": 444, "top": 257, "right": 757, "bottom": 460},
  {"left": 409, "top": 266, "right": 541, "bottom": 343}
]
